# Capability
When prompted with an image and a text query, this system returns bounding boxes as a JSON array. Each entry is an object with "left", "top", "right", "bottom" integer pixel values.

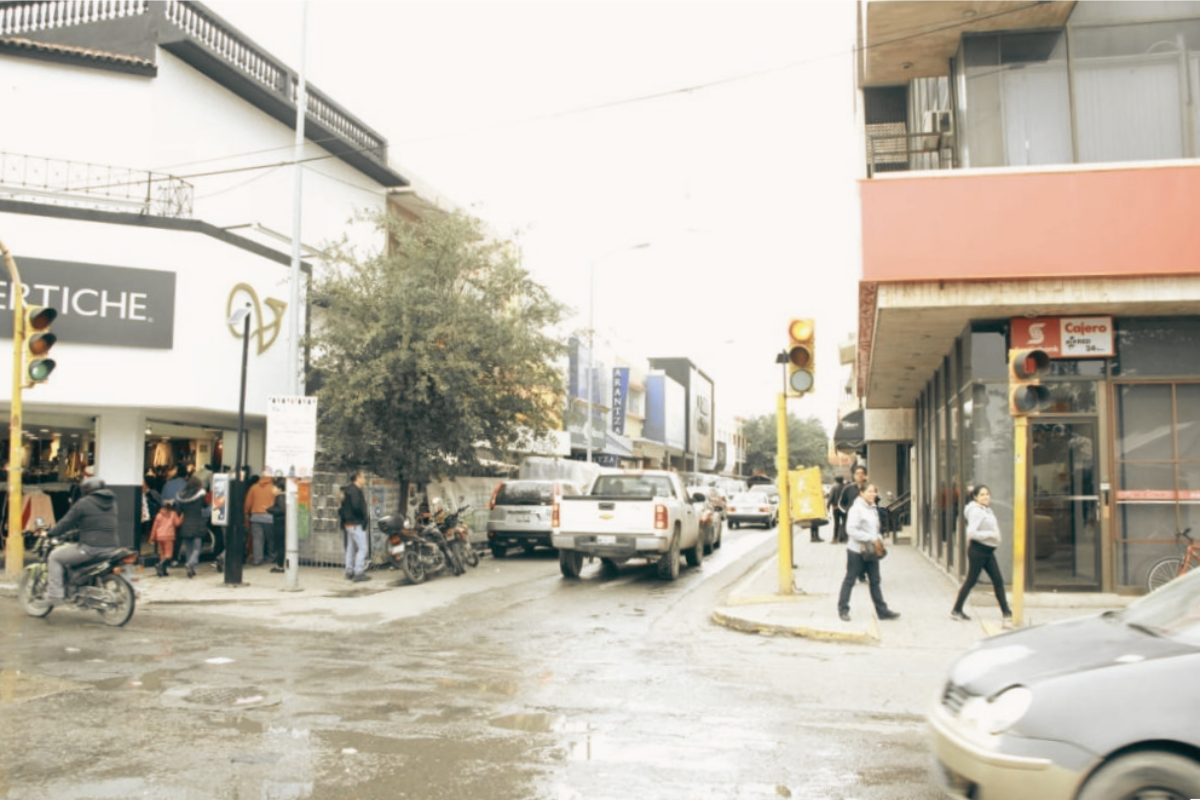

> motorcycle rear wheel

[
  {"left": 97, "top": 575, "right": 136, "bottom": 627},
  {"left": 18, "top": 566, "right": 52, "bottom": 617},
  {"left": 464, "top": 543, "right": 479, "bottom": 568},
  {"left": 402, "top": 550, "right": 427, "bottom": 584}
]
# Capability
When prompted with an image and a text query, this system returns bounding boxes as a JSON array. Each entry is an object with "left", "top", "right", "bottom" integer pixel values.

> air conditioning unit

[{"left": 923, "top": 109, "right": 953, "bottom": 137}]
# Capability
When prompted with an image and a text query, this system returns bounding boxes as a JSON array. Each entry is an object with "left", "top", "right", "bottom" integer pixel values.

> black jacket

[
  {"left": 175, "top": 487, "right": 209, "bottom": 538},
  {"left": 338, "top": 483, "right": 368, "bottom": 529},
  {"left": 50, "top": 489, "right": 120, "bottom": 548}
]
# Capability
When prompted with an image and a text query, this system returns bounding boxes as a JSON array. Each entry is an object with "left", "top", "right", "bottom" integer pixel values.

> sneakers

[
  {"left": 950, "top": 610, "right": 971, "bottom": 621},
  {"left": 351, "top": 573, "right": 371, "bottom": 583},
  {"left": 1002, "top": 615, "right": 1014, "bottom": 629},
  {"left": 877, "top": 610, "right": 902, "bottom": 621},
  {"left": 839, "top": 611, "right": 851, "bottom": 622},
  {"left": 344, "top": 571, "right": 354, "bottom": 581},
  {"left": 270, "top": 567, "right": 284, "bottom": 574}
]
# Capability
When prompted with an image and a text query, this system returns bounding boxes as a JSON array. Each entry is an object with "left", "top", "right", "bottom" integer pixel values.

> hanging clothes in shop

[{"left": 22, "top": 490, "right": 56, "bottom": 532}]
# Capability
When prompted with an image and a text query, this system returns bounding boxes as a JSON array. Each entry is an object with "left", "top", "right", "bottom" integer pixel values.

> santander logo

[{"left": 1028, "top": 323, "right": 1046, "bottom": 345}]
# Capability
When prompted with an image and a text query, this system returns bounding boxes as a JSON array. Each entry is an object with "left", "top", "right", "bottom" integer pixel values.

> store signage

[
  {"left": 4, "top": 256, "right": 175, "bottom": 348},
  {"left": 1011, "top": 316, "right": 1114, "bottom": 358},
  {"left": 612, "top": 367, "right": 629, "bottom": 435},
  {"left": 210, "top": 473, "right": 230, "bottom": 527}
]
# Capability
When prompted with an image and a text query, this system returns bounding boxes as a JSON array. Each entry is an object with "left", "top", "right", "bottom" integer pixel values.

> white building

[{"left": 0, "top": 1, "right": 418, "bottom": 543}]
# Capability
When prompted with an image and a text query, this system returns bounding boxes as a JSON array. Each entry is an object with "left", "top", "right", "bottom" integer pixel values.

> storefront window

[
  {"left": 1115, "top": 382, "right": 1200, "bottom": 587},
  {"left": 1115, "top": 317, "right": 1200, "bottom": 377}
]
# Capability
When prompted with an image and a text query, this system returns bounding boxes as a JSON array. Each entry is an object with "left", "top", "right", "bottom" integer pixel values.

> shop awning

[
  {"left": 834, "top": 409, "right": 865, "bottom": 454},
  {"left": 605, "top": 432, "right": 635, "bottom": 458}
]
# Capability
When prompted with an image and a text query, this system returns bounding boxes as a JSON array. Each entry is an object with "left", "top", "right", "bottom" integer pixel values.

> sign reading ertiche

[
  {"left": 2, "top": 256, "right": 175, "bottom": 349},
  {"left": 1011, "top": 316, "right": 1114, "bottom": 358}
]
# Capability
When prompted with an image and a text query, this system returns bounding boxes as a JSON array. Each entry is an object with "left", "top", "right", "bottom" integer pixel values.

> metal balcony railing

[
  {"left": 0, "top": 152, "right": 194, "bottom": 218},
  {"left": 866, "top": 132, "right": 955, "bottom": 177}
]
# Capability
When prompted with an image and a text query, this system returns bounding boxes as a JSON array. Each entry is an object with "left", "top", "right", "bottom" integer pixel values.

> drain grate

[
  {"left": 162, "top": 685, "right": 282, "bottom": 710},
  {"left": 184, "top": 687, "right": 268, "bottom": 706}
]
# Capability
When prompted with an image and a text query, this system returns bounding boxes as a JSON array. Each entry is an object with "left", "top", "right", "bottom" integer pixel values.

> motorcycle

[
  {"left": 380, "top": 515, "right": 464, "bottom": 584},
  {"left": 440, "top": 505, "right": 479, "bottom": 569},
  {"left": 18, "top": 528, "right": 139, "bottom": 627}
]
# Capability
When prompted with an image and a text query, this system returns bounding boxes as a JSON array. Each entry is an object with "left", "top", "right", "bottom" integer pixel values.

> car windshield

[
  {"left": 1120, "top": 568, "right": 1200, "bottom": 646},
  {"left": 592, "top": 475, "right": 674, "bottom": 498},
  {"left": 748, "top": 488, "right": 779, "bottom": 504},
  {"left": 730, "top": 494, "right": 767, "bottom": 505},
  {"left": 495, "top": 482, "right": 554, "bottom": 506}
]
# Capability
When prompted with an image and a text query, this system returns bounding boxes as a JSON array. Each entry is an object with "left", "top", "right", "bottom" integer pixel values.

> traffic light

[
  {"left": 23, "top": 305, "right": 57, "bottom": 386},
  {"left": 787, "top": 318, "right": 815, "bottom": 397},
  {"left": 1009, "top": 348, "right": 1050, "bottom": 415}
]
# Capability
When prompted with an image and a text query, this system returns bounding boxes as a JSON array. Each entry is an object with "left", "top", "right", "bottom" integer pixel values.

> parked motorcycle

[
  {"left": 440, "top": 505, "right": 479, "bottom": 569},
  {"left": 18, "top": 528, "right": 138, "bottom": 627},
  {"left": 380, "top": 515, "right": 464, "bottom": 584}
]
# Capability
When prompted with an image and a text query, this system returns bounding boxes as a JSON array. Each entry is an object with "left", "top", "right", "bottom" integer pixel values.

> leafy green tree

[
  {"left": 743, "top": 412, "right": 832, "bottom": 480},
  {"left": 309, "top": 208, "right": 568, "bottom": 487}
]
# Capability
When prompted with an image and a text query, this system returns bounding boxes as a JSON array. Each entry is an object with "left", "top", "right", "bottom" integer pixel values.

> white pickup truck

[{"left": 551, "top": 470, "right": 707, "bottom": 581}]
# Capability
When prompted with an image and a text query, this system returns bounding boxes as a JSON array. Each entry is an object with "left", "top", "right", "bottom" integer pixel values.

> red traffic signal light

[
  {"left": 787, "top": 318, "right": 815, "bottom": 396},
  {"left": 1009, "top": 348, "right": 1050, "bottom": 415}
]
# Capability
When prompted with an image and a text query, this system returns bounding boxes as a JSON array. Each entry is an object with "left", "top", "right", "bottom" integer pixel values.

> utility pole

[{"left": 2, "top": 238, "right": 25, "bottom": 580}]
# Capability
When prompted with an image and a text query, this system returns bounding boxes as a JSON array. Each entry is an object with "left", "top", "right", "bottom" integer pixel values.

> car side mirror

[{"left": 692, "top": 492, "right": 707, "bottom": 503}]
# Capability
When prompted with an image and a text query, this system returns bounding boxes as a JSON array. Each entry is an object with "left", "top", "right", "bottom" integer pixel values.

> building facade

[
  {"left": 0, "top": 1, "right": 413, "bottom": 544},
  {"left": 854, "top": 0, "right": 1200, "bottom": 593}
]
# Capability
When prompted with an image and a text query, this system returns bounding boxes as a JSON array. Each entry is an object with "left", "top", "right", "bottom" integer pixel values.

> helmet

[{"left": 81, "top": 477, "right": 106, "bottom": 495}]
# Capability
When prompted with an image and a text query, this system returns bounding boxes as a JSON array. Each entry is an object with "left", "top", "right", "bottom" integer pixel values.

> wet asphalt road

[{"left": 0, "top": 524, "right": 953, "bottom": 800}]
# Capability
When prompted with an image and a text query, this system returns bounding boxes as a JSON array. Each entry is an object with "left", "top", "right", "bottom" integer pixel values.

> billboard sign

[{"left": 1011, "top": 316, "right": 1114, "bottom": 358}]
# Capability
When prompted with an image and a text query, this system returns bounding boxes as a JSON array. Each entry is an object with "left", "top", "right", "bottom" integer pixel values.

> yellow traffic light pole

[
  {"left": 1, "top": 237, "right": 27, "bottom": 581},
  {"left": 777, "top": 391, "right": 793, "bottom": 594},
  {"left": 1011, "top": 414, "right": 1028, "bottom": 626}
]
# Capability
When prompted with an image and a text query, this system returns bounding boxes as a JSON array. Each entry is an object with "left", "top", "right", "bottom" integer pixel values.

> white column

[{"left": 94, "top": 410, "right": 145, "bottom": 486}]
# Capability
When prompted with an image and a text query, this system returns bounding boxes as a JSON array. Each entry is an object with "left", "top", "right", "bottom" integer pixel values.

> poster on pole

[
  {"left": 266, "top": 396, "right": 318, "bottom": 479},
  {"left": 210, "top": 473, "right": 229, "bottom": 526}
]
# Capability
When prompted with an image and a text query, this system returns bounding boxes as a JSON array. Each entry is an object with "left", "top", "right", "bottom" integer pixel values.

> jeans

[
  {"left": 953, "top": 540, "right": 1012, "bottom": 616},
  {"left": 344, "top": 524, "right": 367, "bottom": 576},
  {"left": 48, "top": 543, "right": 121, "bottom": 598},
  {"left": 249, "top": 515, "right": 272, "bottom": 566},
  {"left": 182, "top": 536, "right": 203, "bottom": 570},
  {"left": 837, "top": 549, "right": 891, "bottom": 616}
]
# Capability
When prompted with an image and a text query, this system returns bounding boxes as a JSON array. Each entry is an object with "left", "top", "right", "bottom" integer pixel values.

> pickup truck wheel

[
  {"left": 559, "top": 549, "right": 584, "bottom": 579},
  {"left": 656, "top": 536, "right": 680, "bottom": 581},
  {"left": 685, "top": 530, "right": 704, "bottom": 568}
]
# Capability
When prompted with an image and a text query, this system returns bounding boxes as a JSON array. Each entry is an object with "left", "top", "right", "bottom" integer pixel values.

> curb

[{"left": 710, "top": 607, "right": 879, "bottom": 643}]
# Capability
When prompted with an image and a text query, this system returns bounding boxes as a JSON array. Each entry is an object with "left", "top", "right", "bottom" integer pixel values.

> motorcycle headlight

[{"left": 959, "top": 686, "right": 1033, "bottom": 736}]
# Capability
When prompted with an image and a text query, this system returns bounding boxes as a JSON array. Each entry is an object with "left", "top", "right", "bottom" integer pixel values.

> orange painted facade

[{"left": 860, "top": 163, "right": 1200, "bottom": 283}]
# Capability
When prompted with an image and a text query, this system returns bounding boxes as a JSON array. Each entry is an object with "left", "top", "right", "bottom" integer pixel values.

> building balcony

[{"left": 0, "top": 151, "right": 194, "bottom": 218}]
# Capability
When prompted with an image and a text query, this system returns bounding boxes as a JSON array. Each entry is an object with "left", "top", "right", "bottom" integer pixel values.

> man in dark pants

[{"left": 828, "top": 477, "right": 846, "bottom": 545}]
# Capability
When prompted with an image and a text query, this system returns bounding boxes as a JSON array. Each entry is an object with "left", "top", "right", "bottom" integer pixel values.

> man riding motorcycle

[{"left": 44, "top": 476, "right": 121, "bottom": 605}]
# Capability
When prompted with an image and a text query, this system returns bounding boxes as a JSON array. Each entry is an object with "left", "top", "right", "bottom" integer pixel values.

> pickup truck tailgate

[{"left": 557, "top": 498, "right": 660, "bottom": 536}]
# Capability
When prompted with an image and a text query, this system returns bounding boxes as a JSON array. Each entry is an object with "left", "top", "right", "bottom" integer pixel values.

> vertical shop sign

[{"left": 612, "top": 367, "right": 630, "bottom": 435}]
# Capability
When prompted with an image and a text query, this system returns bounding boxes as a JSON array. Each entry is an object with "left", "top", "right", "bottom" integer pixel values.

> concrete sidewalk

[{"left": 711, "top": 532, "right": 1134, "bottom": 645}]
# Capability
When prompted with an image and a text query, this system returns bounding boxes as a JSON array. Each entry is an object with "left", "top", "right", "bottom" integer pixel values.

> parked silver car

[
  {"left": 486, "top": 480, "right": 581, "bottom": 558},
  {"left": 930, "top": 567, "right": 1200, "bottom": 799}
]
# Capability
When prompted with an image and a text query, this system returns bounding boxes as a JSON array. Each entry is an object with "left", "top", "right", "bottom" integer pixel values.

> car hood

[{"left": 950, "top": 613, "right": 1199, "bottom": 697}]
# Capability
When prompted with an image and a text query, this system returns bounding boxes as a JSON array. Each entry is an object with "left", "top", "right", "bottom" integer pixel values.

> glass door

[{"left": 1029, "top": 419, "right": 1101, "bottom": 590}]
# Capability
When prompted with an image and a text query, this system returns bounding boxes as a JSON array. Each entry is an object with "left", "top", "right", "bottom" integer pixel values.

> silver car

[
  {"left": 930, "top": 567, "right": 1200, "bottom": 799},
  {"left": 486, "top": 480, "right": 581, "bottom": 558},
  {"left": 725, "top": 492, "right": 776, "bottom": 529}
]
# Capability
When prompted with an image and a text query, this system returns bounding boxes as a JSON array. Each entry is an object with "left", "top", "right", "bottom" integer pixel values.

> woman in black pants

[{"left": 951, "top": 485, "right": 1013, "bottom": 627}]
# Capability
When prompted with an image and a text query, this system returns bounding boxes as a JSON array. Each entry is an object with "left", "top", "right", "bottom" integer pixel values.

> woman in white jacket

[
  {"left": 951, "top": 485, "right": 1013, "bottom": 626},
  {"left": 836, "top": 484, "right": 901, "bottom": 623}
]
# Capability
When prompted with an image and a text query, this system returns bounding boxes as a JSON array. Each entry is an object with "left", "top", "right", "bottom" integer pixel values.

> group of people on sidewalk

[
  {"left": 825, "top": 464, "right": 1012, "bottom": 626},
  {"left": 142, "top": 465, "right": 289, "bottom": 578}
]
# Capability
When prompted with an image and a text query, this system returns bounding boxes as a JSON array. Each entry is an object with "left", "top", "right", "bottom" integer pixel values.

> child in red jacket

[{"left": 149, "top": 500, "right": 182, "bottom": 577}]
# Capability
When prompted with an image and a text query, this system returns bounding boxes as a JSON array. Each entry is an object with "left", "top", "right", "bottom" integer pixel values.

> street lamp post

[
  {"left": 225, "top": 304, "right": 252, "bottom": 586},
  {"left": 585, "top": 243, "right": 649, "bottom": 466}
]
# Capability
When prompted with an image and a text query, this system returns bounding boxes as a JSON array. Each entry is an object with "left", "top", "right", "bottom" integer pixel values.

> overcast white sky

[{"left": 206, "top": 1, "right": 863, "bottom": 430}]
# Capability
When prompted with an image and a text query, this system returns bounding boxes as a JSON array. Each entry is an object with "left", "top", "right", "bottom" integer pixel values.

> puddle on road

[{"left": 489, "top": 712, "right": 593, "bottom": 734}]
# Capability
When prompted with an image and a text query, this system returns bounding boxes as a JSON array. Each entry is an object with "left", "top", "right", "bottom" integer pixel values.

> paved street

[{"left": 0, "top": 523, "right": 1120, "bottom": 800}]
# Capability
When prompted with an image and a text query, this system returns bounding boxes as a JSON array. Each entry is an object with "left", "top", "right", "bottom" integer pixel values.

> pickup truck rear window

[
  {"left": 495, "top": 481, "right": 554, "bottom": 506},
  {"left": 592, "top": 476, "right": 674, "bottom": 498}
]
